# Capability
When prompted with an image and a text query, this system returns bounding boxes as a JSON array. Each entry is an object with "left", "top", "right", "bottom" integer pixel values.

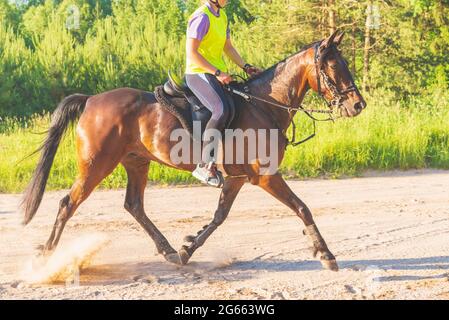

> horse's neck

[{"left": 248, "top": 52, "right": 310, "bottom": 131}]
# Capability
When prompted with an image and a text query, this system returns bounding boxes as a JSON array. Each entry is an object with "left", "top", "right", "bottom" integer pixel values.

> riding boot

[{"left": 192, "top": 123, "right": 225, "bottom": 188}]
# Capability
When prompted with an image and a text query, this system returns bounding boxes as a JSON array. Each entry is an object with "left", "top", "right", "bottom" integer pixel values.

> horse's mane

[{"left": 245, "top": 41, "right": 321, "bottom": 85}]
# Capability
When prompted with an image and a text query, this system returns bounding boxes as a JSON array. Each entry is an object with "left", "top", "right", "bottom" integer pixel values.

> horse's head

[{"left": 307, "top": 31, "right": 366, "bottom": 117}]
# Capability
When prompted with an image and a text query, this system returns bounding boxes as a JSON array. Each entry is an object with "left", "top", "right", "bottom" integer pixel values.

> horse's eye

[{"left": 330, "top": 64, "right": 338, "bottom": 70}]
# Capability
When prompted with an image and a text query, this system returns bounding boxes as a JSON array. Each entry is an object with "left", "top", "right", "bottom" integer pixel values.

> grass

[
  {"left": 282, "top": 89, "right": 449, "bottom": 178},
  {"left": 0, "top": 89, "right": 448, "bottom": 193}
]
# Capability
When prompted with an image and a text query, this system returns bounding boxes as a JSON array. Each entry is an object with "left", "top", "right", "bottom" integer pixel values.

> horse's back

[
  {"left": 79, "top": 87, "right": 160, "bottom": 130},
  {"left": 84, "top": 87, "right": 156, "bottom": 114},
  {"left": 75, "top": 88, "right": 154, "bottom": 155}
]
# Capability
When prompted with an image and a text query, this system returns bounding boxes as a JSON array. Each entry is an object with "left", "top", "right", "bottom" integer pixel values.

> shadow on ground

[{"left": 78, "top": 255, "right": 449, "bottom": 286}]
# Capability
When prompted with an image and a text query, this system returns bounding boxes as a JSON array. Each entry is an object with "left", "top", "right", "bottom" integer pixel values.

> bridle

[
  {"left": 314, "top": 41, "right": 358, "bottom": 113},
  {"left": 225, "top": 42, "right": 359, "bottom": 147}
]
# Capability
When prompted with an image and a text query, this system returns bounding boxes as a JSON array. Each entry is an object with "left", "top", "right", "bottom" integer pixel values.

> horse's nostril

[{"left": 354, "top": 102, "right": 365, "bottom": 111}]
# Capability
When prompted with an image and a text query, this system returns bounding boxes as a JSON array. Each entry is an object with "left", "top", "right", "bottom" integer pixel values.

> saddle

[{"left": 154, "top": 71, "right": 237, "bottom": 139}]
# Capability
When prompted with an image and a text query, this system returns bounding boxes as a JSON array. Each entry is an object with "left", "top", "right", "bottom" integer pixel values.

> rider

[{"left": 185, "top": 0, "right": 263, "bottom": 187}]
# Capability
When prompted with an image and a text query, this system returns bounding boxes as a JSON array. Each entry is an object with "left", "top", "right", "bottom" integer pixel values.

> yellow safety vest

[{"left": 186, "top": 5, "right": 228, "bottom": 74}]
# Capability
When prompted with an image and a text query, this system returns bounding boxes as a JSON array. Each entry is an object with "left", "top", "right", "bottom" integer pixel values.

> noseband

[{"left": 314, "top": 42, "right": 358, "bottom": 110}]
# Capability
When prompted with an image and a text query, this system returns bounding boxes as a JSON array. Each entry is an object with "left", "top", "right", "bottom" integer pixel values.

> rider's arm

[
  {"left": 224, "top": 37, "right": 246, "bottom": 70},
  {"left": 224, "top": 37, "right": 263, "bottom": 77},
  {"left": 186, "top": 38, "right": 221, "bottom": 75}
]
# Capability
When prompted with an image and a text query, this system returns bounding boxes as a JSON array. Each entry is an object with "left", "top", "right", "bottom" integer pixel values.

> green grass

[
  {"left": 0, "top": 90, "right": 448, "bottom": 193},
  {"left": 282, "top": 89, "right": 449, "bottom": 177}
]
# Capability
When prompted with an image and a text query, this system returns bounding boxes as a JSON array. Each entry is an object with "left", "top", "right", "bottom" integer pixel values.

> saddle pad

[{"left": 154, "top": 85, "right": 194, "bottom": 138}]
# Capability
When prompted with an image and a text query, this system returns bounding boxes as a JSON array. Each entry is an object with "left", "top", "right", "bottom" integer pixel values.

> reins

[
  {"left": 224, "top": 82, "right": 332, "bottom": 148},
  {"left": 225, "top": 83, "right": 334, "bottom": 116}
]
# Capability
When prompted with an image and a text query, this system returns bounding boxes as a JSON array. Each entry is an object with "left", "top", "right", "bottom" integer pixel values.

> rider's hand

[
  {"left": 245, "top": 66, "right": 263, "bottom": 78},
  {"left": 217, "top": 72, "right": 233, "bottom": 85}
]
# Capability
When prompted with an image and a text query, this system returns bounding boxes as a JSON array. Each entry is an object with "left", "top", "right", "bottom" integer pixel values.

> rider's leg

[{"left": 185, "top": 73, "right": 230, "bottom": 187}]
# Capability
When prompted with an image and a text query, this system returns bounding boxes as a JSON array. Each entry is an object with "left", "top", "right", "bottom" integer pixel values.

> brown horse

[{"left": 21, "top": 31, "right": 365, "bottom": 271}]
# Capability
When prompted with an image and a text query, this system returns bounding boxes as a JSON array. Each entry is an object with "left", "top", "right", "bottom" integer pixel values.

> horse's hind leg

[
  {"left": 122, "top": 156, "right": 179, "bottom": 264},
  {"left": 256, "top": 173, "right": 339, "bottom": 271},
  {"left": 42, "top": 166, "right": 111, "bottom": 253},
  {"left": 41, "top": 137, "right": 126, "bottom": 254},
  {"left": 178, "top": 177, "right": 246, "bottom": 265}
]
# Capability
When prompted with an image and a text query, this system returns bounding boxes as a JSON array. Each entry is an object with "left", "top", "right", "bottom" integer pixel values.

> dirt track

[{"left": 1, "top": 169, "right": 449, "bottom": 300}]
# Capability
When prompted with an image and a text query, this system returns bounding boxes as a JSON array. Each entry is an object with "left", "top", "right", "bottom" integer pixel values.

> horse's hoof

[
  {"left": 321, "top": 259, "right": 339, "bottom": 272},
  {"left": 164, "top": 253, "right": 182, "bottom": 265},
  {"left": 35, "top": 245, "right": 52, "bottom": 257},
  {"left": 184, "top": 235, "right": 196, "bottom": 243},
  {"left": 178, "top": 248, "right": 191, "bottom": 265}
]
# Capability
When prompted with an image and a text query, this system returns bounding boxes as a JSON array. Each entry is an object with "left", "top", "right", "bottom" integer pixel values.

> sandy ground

[{"left": 1, "top": 169, "right": 448, "bottom": 300}]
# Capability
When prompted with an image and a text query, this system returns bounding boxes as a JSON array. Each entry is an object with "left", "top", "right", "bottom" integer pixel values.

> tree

[
  {"left": 363, "top": 0, "right": 373, "bottom": 92},
  {"left": 0, "top": 0, "right": 19, "bottom": 27}
]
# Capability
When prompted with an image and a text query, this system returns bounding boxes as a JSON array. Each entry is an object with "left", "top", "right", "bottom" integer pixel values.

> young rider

[{"left": 185, "top": 0, "right": 263, "bottom": 187}]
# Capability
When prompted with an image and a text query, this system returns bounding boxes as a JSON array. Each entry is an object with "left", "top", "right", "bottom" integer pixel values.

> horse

[{"left": 21, "top": 31, "right": 366, "bottom": 272}]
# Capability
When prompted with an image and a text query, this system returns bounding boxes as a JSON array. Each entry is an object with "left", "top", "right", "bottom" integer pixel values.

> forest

[{"left": 0, "top": 0, "right": 448, "bottom": 191}]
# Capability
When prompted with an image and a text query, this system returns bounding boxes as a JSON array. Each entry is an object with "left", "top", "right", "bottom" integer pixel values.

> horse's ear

[
  {"left": 320, "top": 30, "right": 339, "bottom": 52},
  {"left": 333, "top": 31, "right": 345, "bottom": 46}
]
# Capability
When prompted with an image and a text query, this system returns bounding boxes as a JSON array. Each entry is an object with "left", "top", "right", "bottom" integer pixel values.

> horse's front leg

[
  {"left": 256, "top": 173, "right": 339, "bottom": 271},
  {"left": 178, "top": 177, "right": 246, "bottom": 265}
]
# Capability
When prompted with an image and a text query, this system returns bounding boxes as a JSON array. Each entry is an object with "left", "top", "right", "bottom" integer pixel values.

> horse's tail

[{"left": 21, "top": 94, "right": 90, "bottom": 225}]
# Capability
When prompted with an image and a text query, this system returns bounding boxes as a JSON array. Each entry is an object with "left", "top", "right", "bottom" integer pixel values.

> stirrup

[
  {"left": 192, "top": 163, "right": 224, "bottom": 188},
  {"left": 207, "top": 170, "right": 224, "bottom": 188}
]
